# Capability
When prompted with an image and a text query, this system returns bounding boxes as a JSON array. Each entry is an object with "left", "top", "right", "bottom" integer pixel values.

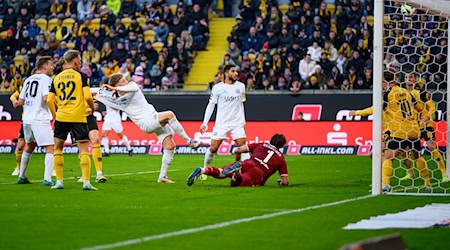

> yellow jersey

[
  {"left": 383, "top": 85, "right": 422, "bottom": 139},
  {"left": 50, "top": 68, "right": 92, "bottom": 123},
  {"left": 423, "top": 100, "right": 436, "bottom": 128}
]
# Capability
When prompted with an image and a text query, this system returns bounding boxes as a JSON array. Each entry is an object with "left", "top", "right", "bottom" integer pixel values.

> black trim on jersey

[
  {"left": 80, "top": 71, "right": 90, "bottom": 87},
  {"left": 409, "top": 93, "right": 417, "bottom": 106}
]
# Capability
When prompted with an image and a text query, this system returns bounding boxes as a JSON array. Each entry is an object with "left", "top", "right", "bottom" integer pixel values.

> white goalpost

[{"left": 372, "top": 0, "right": 450, "bottom": 195}]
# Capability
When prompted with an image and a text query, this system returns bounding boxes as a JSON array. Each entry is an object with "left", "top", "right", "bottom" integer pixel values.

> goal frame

[{"left": 372, "top": 0, "right": 450, "bottom": 195}]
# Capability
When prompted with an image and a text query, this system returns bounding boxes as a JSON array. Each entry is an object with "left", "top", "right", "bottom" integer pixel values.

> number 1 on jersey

[{"left": 263, "top": 150, "right": 275, "bottom": 163}]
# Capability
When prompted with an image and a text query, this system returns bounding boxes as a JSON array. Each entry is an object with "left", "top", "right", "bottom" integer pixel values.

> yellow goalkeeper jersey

[{"left": 383, "top": 85, "right": 422, "bottom": 139}]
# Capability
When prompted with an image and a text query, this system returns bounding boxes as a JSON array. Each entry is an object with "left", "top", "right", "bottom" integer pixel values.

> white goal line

[{"left": 79, "top": 194, "right": 375, "bottom": 250}]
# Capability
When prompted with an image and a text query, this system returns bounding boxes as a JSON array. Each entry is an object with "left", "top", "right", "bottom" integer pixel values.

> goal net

[{"left": 372, "top": 0, "right": 450, "bottom": 195}]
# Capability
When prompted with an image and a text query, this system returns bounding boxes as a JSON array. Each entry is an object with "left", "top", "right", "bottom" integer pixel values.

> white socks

[
  {"left": 168, "top": 117, "right": 191, "bottom": 144},
  {"left": 204, "top": 149, "right": 215, "bottom": 167},
  {"left": 102, "top": 137, "right": 110, "bottom": 153},
  {"left": 19, "top": 152, "right": 31, "bottom": 178},
  {"left": 122, "top": 135, "right": 131, "bottom": 150},
  {"left": 159, "top": 149, "right": 174, "bottom": 179},
  {"left": 44, "top": 153, "right": 54, "bottom": 181}
]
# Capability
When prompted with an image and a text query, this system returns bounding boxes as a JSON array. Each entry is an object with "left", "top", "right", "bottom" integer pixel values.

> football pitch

[{"left": 0, "top": 154, "right": 449, "bottom": 250}]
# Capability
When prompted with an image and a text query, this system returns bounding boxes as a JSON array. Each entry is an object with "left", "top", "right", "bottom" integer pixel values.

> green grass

[{"left": 0, "top": 154, "right": 449, "bottom": 250}]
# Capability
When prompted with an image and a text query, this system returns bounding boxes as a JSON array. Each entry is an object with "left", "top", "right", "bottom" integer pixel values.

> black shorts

[
  {"left": 387, "top": 137, "right": 422, "bottom": 152},
  {"left": 420, "top": 126, "right": 435, "bottom": 141},
  {"left": 54, "top": 121, "right": 89, "bottom": 142},
  {"left": 87, "top": 115, "right": 98, "bottom": 131},
  {"left": 18, "top": 122, "right": 24, "bottom": 139}
]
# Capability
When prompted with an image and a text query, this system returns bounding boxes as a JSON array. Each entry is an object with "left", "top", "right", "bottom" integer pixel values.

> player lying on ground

[
  {"left": 95, "top": 73, "right": 202, "bottom": 183},
  {"left": 187, "top": 134, "right": 288, "bottom": 187}
]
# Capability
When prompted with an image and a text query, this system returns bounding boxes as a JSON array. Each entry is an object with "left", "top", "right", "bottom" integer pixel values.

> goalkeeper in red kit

[{"left": 187, "top": 134, "right": 289, "bottom": 187}]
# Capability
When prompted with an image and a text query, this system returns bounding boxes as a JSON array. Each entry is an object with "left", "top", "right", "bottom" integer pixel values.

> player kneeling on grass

[
  {"left": 95, "top": 74, "right": 202, "bottom": 183},
  {"left": 187, "top": 134, "right": 288, "bottom": 187}
]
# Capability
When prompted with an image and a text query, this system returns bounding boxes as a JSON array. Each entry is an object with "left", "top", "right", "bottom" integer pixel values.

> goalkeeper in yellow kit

[
  {"left": 401, "top": 73, "right": 448, "bottom": 183},
  {"left": 381, "top": 71, "right": 431, "bottom": 192}
]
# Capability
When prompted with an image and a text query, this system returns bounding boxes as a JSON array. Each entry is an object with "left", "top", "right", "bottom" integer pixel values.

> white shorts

[
  {"left": 212, "top": 126, "right": 246, "bottom": 141},
  {"left": 23, "top": 123, "right": 54, "bottom": 146},
  {"left": 137, "top": 112, "right": 174, "bottom": 143},
  {"left": 102, "top": 119, "right": 123, "bottom": 133}
]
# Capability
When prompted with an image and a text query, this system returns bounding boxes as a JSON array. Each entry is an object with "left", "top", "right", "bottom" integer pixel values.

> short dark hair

[
  {"left": 36, "top": 56, "right": 52, "bottom": 70},
  {"left": 223, "top": 64, "right": 236, "bottom": 74},
  {"left": 270, "top": 134, "right": 286, "bottom": 149},
  {"left": 383, "top": 71, "right": 395, "bottom": 83}
]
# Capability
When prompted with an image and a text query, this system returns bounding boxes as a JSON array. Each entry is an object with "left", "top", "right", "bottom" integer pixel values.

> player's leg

[
  {"left": 156, "top": 126, "right": 176, "bottom": 183},
  {"left": 51, "top": 121, "right": 70, "bottom": 189},
  {"left": 88, "top": 115, "right": 105, "bottom": 183},
  {"left": 17, "top": 124, "right": 36, "bottom": 184},
  {"left": 158, "top": 110, "right": 201, "bottom": 148},
  {"left": 410, "top": 139, "right": 431, "bottom": 189},
  {"left": 425, "top": 126, "right": 448, "bottom": 181},
  {"left": 74, "top": 122, "right": 97, "bottom": 190},
  {"left": 187, "top": 162, "right": 239, "bottom": 186},
  {"left": 101, "top": 128, "right": 111, "bottom": 157},
  {"left": 204, "top": 139, "right": 222, "bottom": 167},
  {"left": 115, "top": 120, "right": 132, "bottom": 156},
  {"left": 400, "top": 150, "right": 415, "bottom": 181},
  {"left": 33, "top": 124, "right": 56, "bottom": 186},
  {"left": 12, "top": 123, "right": 26, "bottom": 175},
  {"left": 382, "top": 138, "right": 403, "bottom": 192},
  {"left": 230, "top": 163, "right": 263, "bottom": 187},
  {"left": 231, "top": 126, "right": 250, "bottom": 162}
]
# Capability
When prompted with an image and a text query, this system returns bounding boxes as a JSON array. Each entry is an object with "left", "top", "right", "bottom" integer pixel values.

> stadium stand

[{"left": 0, "top": 0, "right": 212, "bottom": 92}]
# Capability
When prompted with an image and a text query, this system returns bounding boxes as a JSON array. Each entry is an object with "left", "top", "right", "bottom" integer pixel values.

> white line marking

[
  {"left": 79, "top": 194, "right": 374, "bottom": 250},
  {"left": 0, "top": 169, "right": 179, "bottom": 185}
]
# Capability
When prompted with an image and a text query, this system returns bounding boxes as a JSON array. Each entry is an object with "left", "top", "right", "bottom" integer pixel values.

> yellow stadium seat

[
  {"left": 137, "top": 17, "right": 147, "bottom": 28},
  {"left": 326, "top": 3, "right": 335, "bottom": 13},
  {"left": 47, "top": 18, "right": 59, "bottom": 32},
  {"left": 62, "top": 18, "right": 76, "bottom": 30},
  {"left": 0, "top": 31, "right": 6, "bottom": 39},
  {"left": 279, "top": 4, "right": 289, "bottom": 14},
  {"left": 67, "top": 42, "right": 75, "bottom": 49},
  {"left": 152, "top": 42, "right": 164, "bottom": 53},
  {"left": 121, "top": 17, "right": 132, "bottom": 29},
  {"left": 14, "top": 55, "right": 24, "bottom": 68},
  {"left": 169, "top": 5, "right": 177, "bottom": 15},
  {"left": 36, "top": 18, "right": 47, "bottom": 31},
  {"left": 367, "top": 15, "right": 374, "bottom": 26},
  {"left": 0, "top": 19, "right": 2, "bottom": 28},
  {"left": 144, "top": 29, "right": 155, "bottom": 42},
  {"left": 384, "top": 15, "right": 391, "bottom": 25}
]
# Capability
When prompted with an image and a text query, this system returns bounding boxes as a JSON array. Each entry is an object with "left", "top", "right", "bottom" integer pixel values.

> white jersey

[
  {"left": 19, "top": 73, "right": 53, "bottom": 125},
  {"left": 209, "top": 81, "right": 246, "bottom": 127},
  {"left": 104, "top": 105, "right": 121, "bottom": 122},
  {"left": 94, "top": 83, "right": 157, "bottom": 129}
]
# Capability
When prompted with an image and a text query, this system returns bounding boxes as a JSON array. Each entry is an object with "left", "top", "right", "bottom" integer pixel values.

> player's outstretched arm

[
  {"left": 350, "top": 106, "right": 373, "bottom": 117},
  {"left": 279, "top": 176, "right": 289, "bottom": 186},
  {"left": 200, "top": 102, "right": 215, "bottom": 134},
  {"left": 46, "top": 92, "right": 57, "bottom": 119}
]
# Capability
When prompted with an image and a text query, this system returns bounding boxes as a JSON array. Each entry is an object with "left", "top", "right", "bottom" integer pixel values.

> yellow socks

[
  {"left": 382, "top": 159, "right": 393, "bottom": 186},
  {"left": 92, "top": 144, "right": 102, "bottom": 174},
  {"left": 54, "top": 150, "right": 64, "bottom": 181},
  {"left": 431, "top": 149, "right": 447, "bottom": 177},
  {"left": 16, "top": 149, "right": 23, "bottom": 170},
  {"left": 416, "top": 157, "right": 431, "bottom": 187},
  {"left": 80, "top": 152, "right": 91, "bottom": 181}
]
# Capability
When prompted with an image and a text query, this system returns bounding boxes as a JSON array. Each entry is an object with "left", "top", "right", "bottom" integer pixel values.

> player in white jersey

[
  {"left": 95, "top": 73, "right": 202, "bottom": 183},
  {"left": 16, "top": 56, "right": 55, "bottom": 186},
  {"left": 101, "top": 105, "right": 133, "bottom": 157},
  {"left": 200, "top": 64, "right": 250, "bottom": 179}
]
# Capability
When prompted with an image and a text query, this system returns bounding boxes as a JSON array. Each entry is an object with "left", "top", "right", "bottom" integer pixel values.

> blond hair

[
  {"left": 109, "top": 73, "right": 123, "bottom": 86},
  {"left": 63, "top": 50, "right": 81, "bottom": 64}
]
